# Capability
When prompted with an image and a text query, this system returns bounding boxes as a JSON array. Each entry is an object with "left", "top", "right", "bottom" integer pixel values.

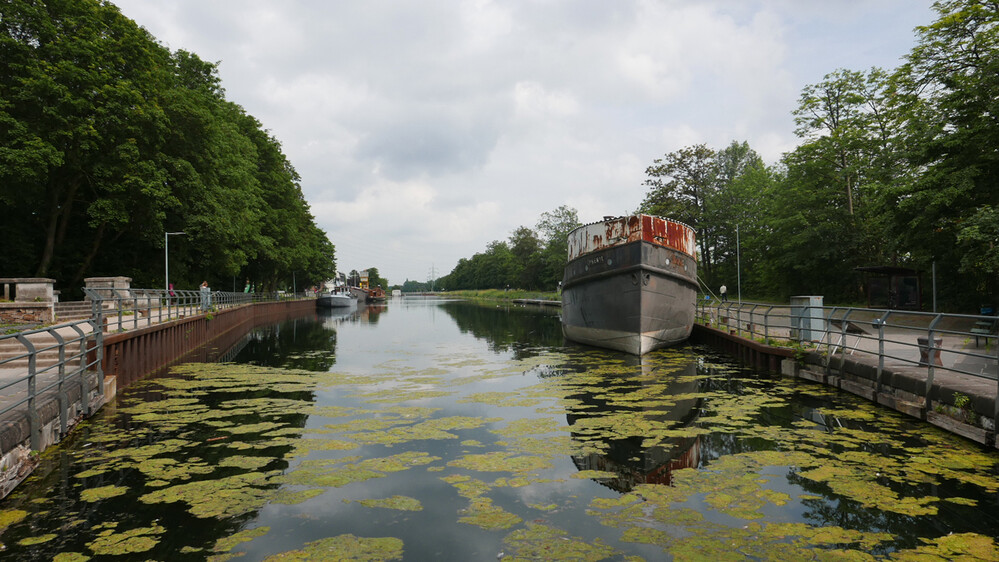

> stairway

[
  {"left": 54, "top": 301, "right": 95, "bottom": 323},
  {"left": 0, "top": 331, "right": 89, "bottom": 370}
]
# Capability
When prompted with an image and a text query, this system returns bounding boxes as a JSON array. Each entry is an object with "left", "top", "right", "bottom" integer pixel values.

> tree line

[
  {"left": 443, "top": 0, "right": 998, "bottom": 310},
  {"left": 435, "top": 206, "right": 582, "bottom": 292},
  {"left": 0, "top": 0, "right": 335, "bottom": 297}
]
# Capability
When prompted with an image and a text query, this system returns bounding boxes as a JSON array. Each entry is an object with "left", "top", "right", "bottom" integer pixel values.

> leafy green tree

[
  {"left": 638, "top": 144, "right": 717, "bottom": 276},
  {"left": 890, "top": 0, "right": 999, "bottom": 305},
  {"left": 706, "top": 143, "right": 772, "bottom": 295},
  {"left": 0, "top": 0, "right": 173, "bottom": 281},
  {"left": 508, "top": 226, "right": 543, "bottom": 289},
  {"left": 364, "top": 267, "right": 389, "bottom": 290},
  {"left": 0, "top": 0, "right": 335, "bottom": 296},
  {"left": 535, "top": 205, "right": 581, "bottom": 289}
]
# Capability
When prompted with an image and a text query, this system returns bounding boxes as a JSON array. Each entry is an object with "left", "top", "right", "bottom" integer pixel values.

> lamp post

[{"left": 165, "top": 231, "right": 186, "bottom": 292}]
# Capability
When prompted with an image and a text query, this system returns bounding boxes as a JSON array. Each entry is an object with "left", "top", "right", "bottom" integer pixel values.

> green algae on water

[
  {"left": 213, "top": 526, "right": 270, "bottom": 553},
  {"left": 80, "top": 485, "right": 128, "bottom": 502},
  {"left": 448, "top": 451, "right": 552, "bottom": 474},
  {"left": 502, "top": 522, "right": 616, "bottom": 561},
  {"left": 262, "top": 534, "right": 403, "bottom": 561},
  {"left": 139, "top": 471, "right": 281, "bottom": 518},
  {"left": 457, "top": 498, "right": 522, "bottom": 530},
  {"left": 353, "top": 495, "right": 423, "bottom": 511},
  {"left": 17, "top": 533, "right": 57, "bottom": 545},
  {"left": 87, "top": 523, "right": 165, "bottom": 556},
  {"left": 53, "top": 553, "right": 90, "bottom": 562}
]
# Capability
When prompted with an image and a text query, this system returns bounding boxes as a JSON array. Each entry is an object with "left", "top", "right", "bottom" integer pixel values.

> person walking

[
  {"left": 720, "top": 284, "right": 728, "bottom": 302},
  {"left": 200, "top": 281, "right": 211, "bottom": 311}
]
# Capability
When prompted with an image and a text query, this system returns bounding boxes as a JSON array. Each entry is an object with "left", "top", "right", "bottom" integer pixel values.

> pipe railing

[
  {"left": 0, "top": 319, "right": 103, "bottom": 450},
  {"left": 696, "top": 299, "right": 999, "bottom": 411},
  {"left": 82, "top": 288, "right": 262, "bottom": 332},
  {"left": 0, "top": 288, "right": 315, "bottom": 452}
]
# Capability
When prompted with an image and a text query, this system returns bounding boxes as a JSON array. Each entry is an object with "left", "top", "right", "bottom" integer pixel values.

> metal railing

[
  {"left": 82, "top": 288, "right": 258, "bottom": 332},
  {"left": 0, "top": 287, "right": 315, "bottom": 453},
  {"left": 0, "top": 319, "right": 104, "bottom": 450},
  {"left": 696, "top": 299, "right": 999, "bottom": 418}
]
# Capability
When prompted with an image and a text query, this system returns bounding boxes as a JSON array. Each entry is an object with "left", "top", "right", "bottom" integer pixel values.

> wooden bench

[{"left": 971, "top": 319, "right": 997, "bottom": 346}]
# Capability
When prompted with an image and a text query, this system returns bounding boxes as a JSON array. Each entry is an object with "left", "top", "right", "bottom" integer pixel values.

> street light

[{"left": 165, "top": 231, "right": 186, "bottom": 292}]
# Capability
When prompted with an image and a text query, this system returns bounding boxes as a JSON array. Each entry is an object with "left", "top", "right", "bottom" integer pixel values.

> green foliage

[
  {"left": 442, "top": 206, "right": 580, "bottom": 291},
  {"left": 627, "top": 1, "right": 999, "bottom": 309},
  {"left": 0, "top": 0, "right": 335, "bottom": 297}
]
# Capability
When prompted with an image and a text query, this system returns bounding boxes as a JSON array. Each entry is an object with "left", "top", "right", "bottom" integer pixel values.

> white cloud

[{"left": 113, "top": 0, "right": 937, "bottom": 284}]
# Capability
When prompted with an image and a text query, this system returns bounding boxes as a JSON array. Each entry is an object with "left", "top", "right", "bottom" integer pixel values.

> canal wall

[
  {"left": 0, "top": 299, "right": 316, "bottom": 498},
  {"left": 100, "top": 298, "right": 314, "bottom": 391},
  {"left": 691, "top": 323, "right": 999, "bottom": 450}
]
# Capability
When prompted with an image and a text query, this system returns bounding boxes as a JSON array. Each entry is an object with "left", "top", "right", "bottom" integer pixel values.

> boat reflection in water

[{"left": 565, "top": 351, "right": 702, "bottom": 492}]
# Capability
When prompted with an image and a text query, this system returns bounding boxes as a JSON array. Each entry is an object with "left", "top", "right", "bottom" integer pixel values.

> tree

[
  {"left": 638, "top": 144, "right": 717, "bottom": 275},
  {"left": 890, "top": 0, "right": 999, "bottom": 305},
  {"left": 0, "top": 1, "right": 335, "bottom": 296},
  {"left": 364, "top": 267, "right": 389, "bottom": 290},
  {"left": 706, "top": 143, "right": 771, "bottom": 294},
  {"left": 508, "top": 226, "right": 543, "bottom": 289},
  {"left": 535, "top": 205, "right": 581, "bottom": 289}
]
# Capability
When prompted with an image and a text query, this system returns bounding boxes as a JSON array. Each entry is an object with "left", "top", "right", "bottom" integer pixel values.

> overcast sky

[{"left": 113, "top": 0, "right": 937, "bottom": 286}]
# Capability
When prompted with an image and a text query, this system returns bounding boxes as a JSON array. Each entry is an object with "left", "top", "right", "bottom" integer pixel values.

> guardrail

[
  {"left": 0, "top": 319, "right": 104, "bottom": 450},
  {"left": 696, "top": 300, "right": 999, "bottom": 413},
  {"left": 80, "top": 288, "right": 317, "bottom": 333},
  {"left": 82, "top": 288, "right": 259, "bottom": 332}
]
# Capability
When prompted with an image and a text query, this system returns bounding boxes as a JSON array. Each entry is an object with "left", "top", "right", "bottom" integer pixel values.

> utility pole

[{"left": 736, "top": 224, "right": 742, "bottom": 304}]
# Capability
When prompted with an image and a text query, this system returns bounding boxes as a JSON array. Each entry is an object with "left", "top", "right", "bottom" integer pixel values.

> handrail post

[
  {"left": 875, "top": 311, "right": 890, "bottom": 393},
  {"left": 68, "top": 323, "right": 91, "bottom": 415},
  {"left": 824, "top": 307, "right": 839, "bottom": 372},
  {"left": 838, "top": 309, "right": 854, "bottom": 375},
  {"left": 764, "top": 305, "right": 774, "bottom": 343},
  {"left": 16, "top": 334, "right": 40, "bottom": 450},
  {"left": 51, "top": 328, "right": 69, "bottom": 437},
  {"left": 925, "top": 314, "right": 943, "bottom": 408},
  {"left": 994, "top": 339, "right": 999, "bottom": 433}
]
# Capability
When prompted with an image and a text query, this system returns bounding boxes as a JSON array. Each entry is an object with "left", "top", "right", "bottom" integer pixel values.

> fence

[
  {"left": 81, "top": 287, "right": 260, "bottom": 332},
  {"left": 0, "top": 319, "right": 104, "bottom": 450},
  {"left": 696, "top": 299, "right": 999, "bottom": 416}
]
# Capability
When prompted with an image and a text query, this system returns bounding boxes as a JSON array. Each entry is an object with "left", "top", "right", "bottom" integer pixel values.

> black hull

[{"left": 561, "top": 240, "right": 697, "bottom": 355}]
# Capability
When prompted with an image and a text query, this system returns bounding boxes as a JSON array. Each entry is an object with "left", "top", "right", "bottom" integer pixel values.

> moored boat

[
  {"left": 349, "top": 286, "right": 387, "bottom": 303},
  {"left": 560, "top": 214, "right": 697, "bottom": 354},
  {"left": 317, "top": 291, "right": 357, "bottom": 308},
  {"left": 318, "top": 276, "right": 358, "bottom": 309}
]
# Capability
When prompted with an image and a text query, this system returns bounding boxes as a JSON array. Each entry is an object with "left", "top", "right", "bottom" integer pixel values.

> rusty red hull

[{"left": 561, "top": 215, "right": 697, "bottom": 355}]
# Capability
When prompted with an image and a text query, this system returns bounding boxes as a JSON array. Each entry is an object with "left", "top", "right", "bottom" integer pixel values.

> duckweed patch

[
  {"left": 458, "top": 498, "right": 522, "bottom": 530},
  {"left": 263, "top": 534, "right": 403, "bottom": 561},
  {"left": 213, "top": 526, "right": 270, "bottom": 553},
  {"left": 80, "top": 485, "right": 128, "bottom": 503},
  {"left": 354, "top": 495, "right": 423, "bottom": 511},
  {"left": 448, "top": 451, "right": 552, "bottom": 474},
  {"left": 87, "top": 523, "right": 165, "bottom": 556},
  {"left": 502, "top": 522, "right": 616, "bottom": 560},
  {"left": 17, "top": 533, "right": 56, "bottom": 545}
]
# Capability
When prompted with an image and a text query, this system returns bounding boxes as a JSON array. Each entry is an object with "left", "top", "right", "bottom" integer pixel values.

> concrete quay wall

[{"left": 691, "top": 323, "right": 999, "bottom": 450}]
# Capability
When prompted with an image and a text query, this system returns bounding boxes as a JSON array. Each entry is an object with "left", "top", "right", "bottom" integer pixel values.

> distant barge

[{"left": 561, "top": 214, "right": 697, "bottom": 354}]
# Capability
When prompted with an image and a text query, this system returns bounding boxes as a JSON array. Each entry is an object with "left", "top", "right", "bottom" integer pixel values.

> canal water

[{"left": 2, "top": 298, "right": 999, "bottom": 560}]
